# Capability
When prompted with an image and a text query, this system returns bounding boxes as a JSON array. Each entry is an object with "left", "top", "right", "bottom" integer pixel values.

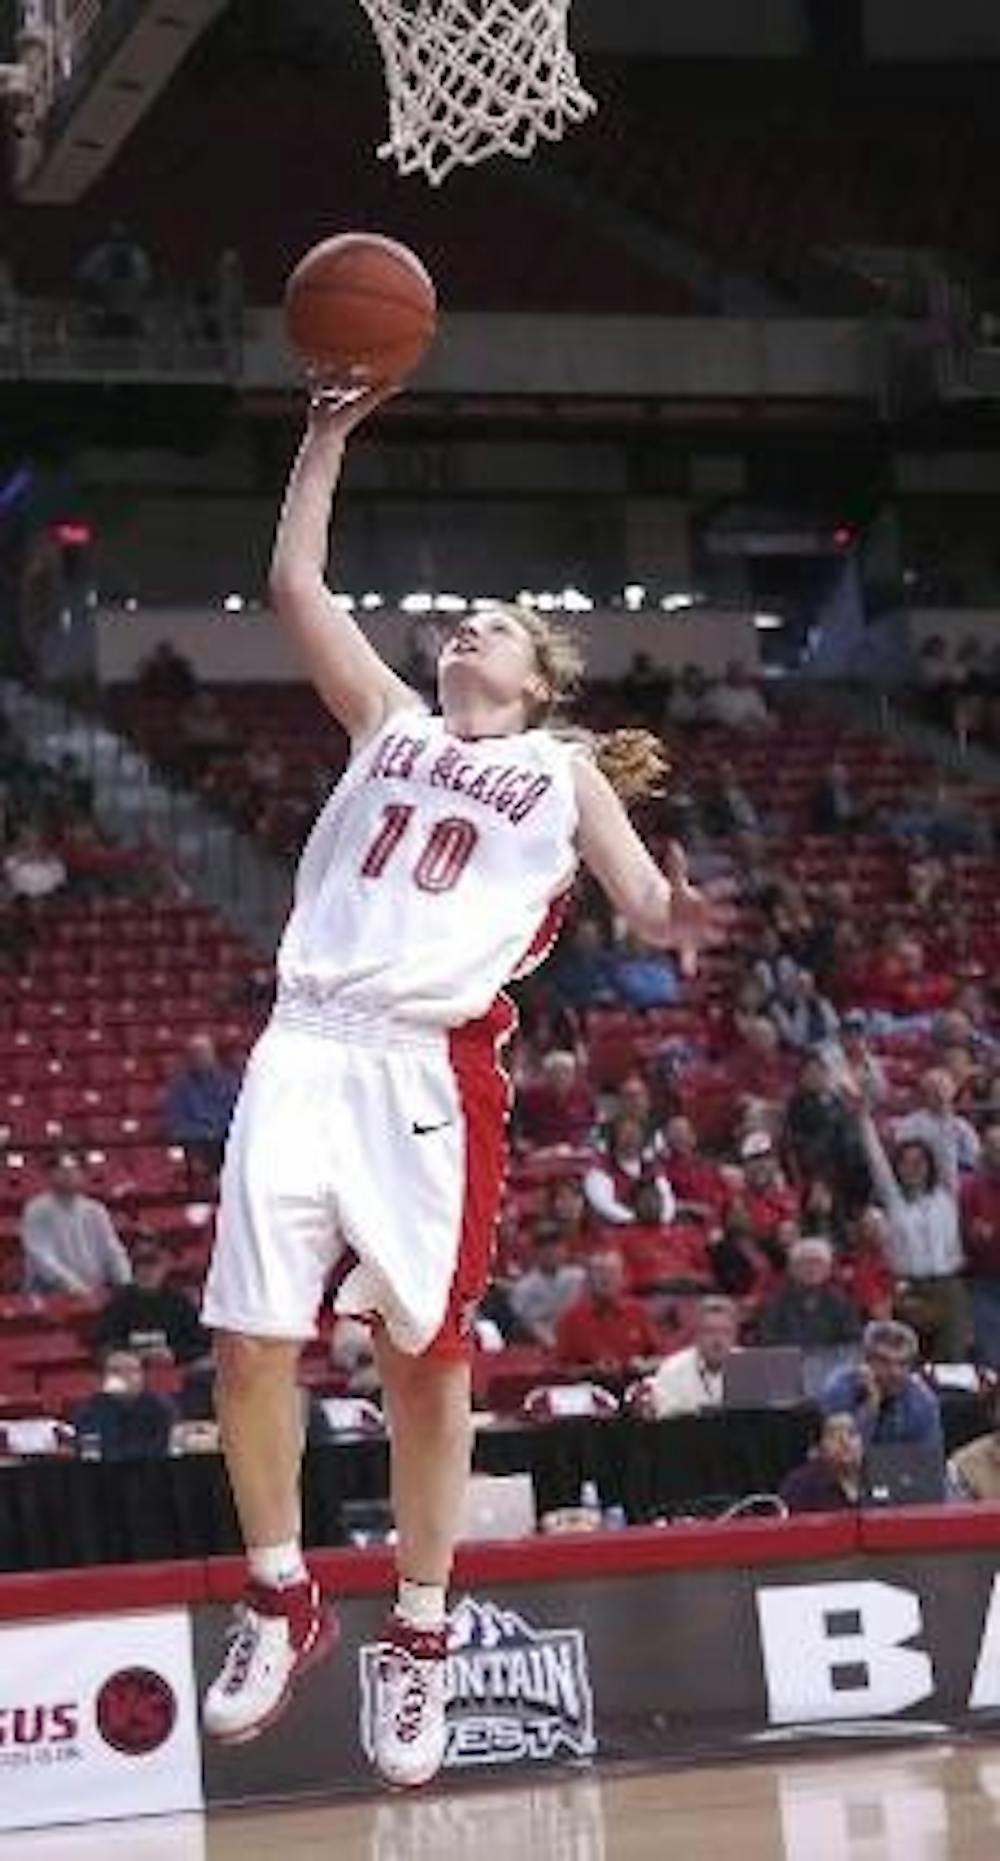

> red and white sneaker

[
  {"left": 371, "top": 1613, "right": 449, "bottom": 1789},
  {"left": 202, "top": 1576, "right": 337, "bottom": 1745}
]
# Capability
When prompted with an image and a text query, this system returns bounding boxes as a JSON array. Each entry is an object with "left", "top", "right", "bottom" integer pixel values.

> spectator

[
  {"left": 555, "top": 1247, "right": 662, "bottom": 1375},
  {"left": 837, "top": 1206, "right": 896, "bottom": 1320},
  {"left": 583, "top": 1115, "right": 676, "bottom": 1227},
  {"left": 735, "top": 1013, "right": 795, "bottom": 1097},
  {"left": 328, "top": 1316, "right": 381, "bottom": 1397},
  {"left": 894, "top": 1067, "right": 980, "bottom": 1177},
  {"left": 545, "top": 1177, "right": 592, "bottom": 1254},
  {"left": 810, "top": 759, "right": 865, "bottom": 836},
  {"left": 178, "top": 1359, "right": 332, "bottom": 1449},
  {"left": 780, "top": 1412, "right": 864, "bottom": 1513},
  {"left": 547, "top": 916, "right": 617, "bottom": 1010},
  {"left": 732, "top": 1132, "right": 800, "bottom": 1242},
  {"left": 605, "top": 932, "right": 680, "bottom": 1011},
  {"left": 94, "top": 1236, "right": 208, "bottom": 1365},
  {"left": 800, "top": 1177, "right": 844, "bottom": 1245},
  {"left": 668, "top": 663, "right": 711, "bottom": 729},
  {"left": 710, "top": 1201, "right": 787, "bottom": 1308},
  {"left": 21, "top": 1155, "right": 132, "bottom": 1296},
  {"left": 3, "top": 826, "right": 67, "bottom": 900},
  {"left": 825, "top": 1010, "right": 889, "bottom": 1108},
  {"left": 820, "top": 1319, "right": 943, "bottom": 1450},
  {"left": 613, "top": 1072, "right": 665, "bottom": 1157},
  {"left": 962, "top": 1122, "right": 1000, "bottom": 1368},
  {"left": 643, "top": 1295, "right": 740, "bottom": 1418},
  {"left": 704, "top": 663, "right": 774, "bottom": 732},
  {"left": 178, "top": 689, "right": 233, "bottom": 770},
  {"left": 867, "top": 933, "right": 954, "bottom": 1021},
  {"left": 613, "top": 1179, "right": 713, "bottom": 1305},
  {"left": 855, "top": 1098, "right": 967, "bottom": 1361},
  {"left": 758, "top": 1238, "right": 862, "bottom": 1350},
  {"left": 663, "top": 1114, "right": 730, "bottom": 1221},
  {"left": 76, "top": 221, "right": 153, "bottom": 336},
  {"left": 769, "top": 968, "right": 840, "bottom": 1053},
  {"left": 507, "top": 1223, "right": 586, "bottom": 1349},
  {"left": 136, "top": 639, "right": 198, "bottom": 704},
  {"left": 948, "top": 1387, "right": 1000, "bottom": 1501},
  {"left": 516, "top": 1049, "right": 595, "bottom": 1150},
  {"left": 703, "top": 761, "right": 763, "bottom": 838},
  {"left": 72, "top": 1349, "right": 176, "bottom": 1461},
  {"left": 783, "top": 1052, "right": 856, "bottom": 1186},
  {"left": 164, "top": 1033, "right": 241, "bottom": 1175}
]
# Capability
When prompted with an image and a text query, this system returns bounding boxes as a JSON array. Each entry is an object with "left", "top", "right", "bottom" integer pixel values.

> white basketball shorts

[{"left": 201, "top": 1003, "right": 510, "bottom": 1359}]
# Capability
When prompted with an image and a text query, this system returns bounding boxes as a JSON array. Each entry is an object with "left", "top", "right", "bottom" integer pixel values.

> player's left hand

[{"left": 663, "top": 841, "right": 733, "bottom": 978}]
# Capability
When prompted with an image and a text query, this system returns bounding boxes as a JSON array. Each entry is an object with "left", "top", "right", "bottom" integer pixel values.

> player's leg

[
  {"left": 214, "top": 1331, "right": 305, "bottom": 1553},
  {"left": 333, "top": 1020, "right": 509, "bottom": 1787},
  {"left": 203, "top": 1329, "right": 336, "bottom": 1745},
  {"left": 200, "top": 1031, "right": 342, "bottom": 1743},
  {"left": 369, "top": 1334, "right": 472, "bottom": 1788},
  {"left": 377, "top": 1335, "right": 472, "bottom": 1587}
]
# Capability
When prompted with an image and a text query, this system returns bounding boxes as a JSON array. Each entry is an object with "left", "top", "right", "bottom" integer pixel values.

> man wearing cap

[{"left": 733, "top": 1132, "right": 800, "bottom": 1241}]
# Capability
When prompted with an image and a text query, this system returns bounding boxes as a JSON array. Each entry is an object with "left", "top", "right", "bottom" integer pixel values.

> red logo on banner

[{"left": 95, "top": 1668, "right": 176, "bottom": 1756}]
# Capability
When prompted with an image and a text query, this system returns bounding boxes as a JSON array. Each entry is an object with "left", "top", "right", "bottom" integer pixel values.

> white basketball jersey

[{"left": 277, "top": 711, "right": 581, "bottom": 1028}]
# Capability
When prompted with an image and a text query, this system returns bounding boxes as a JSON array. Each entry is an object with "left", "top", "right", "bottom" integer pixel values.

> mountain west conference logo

[{"left": 359, "top": 1598, "right": 596, "bottom": 1768}]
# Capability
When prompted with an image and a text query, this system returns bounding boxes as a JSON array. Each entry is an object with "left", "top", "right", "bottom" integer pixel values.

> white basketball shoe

[
  {"left": 202, "top": 1576, "right": 337, "bottom": 1744},
  {"left": 371, "top": 1612, "right": 449, "bottom": 1788}
]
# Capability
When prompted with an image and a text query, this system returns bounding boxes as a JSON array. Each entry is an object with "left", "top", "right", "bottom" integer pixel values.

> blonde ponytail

[{"left": 592, "top": 728, "right": 671, "bottom": 803}]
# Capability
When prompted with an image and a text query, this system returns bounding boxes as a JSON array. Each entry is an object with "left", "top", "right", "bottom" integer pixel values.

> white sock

[
  {"left": 396, "top": 1578, "right": 446, "bottom": 1631},
  {"left": 248, "top": 1541, "right": 308, "bottom": 1590}
]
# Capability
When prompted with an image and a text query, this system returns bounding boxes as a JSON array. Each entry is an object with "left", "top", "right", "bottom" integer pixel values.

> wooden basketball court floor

[{"left": 4, "top": 1745, "right": 1000, "bottom": 1861}]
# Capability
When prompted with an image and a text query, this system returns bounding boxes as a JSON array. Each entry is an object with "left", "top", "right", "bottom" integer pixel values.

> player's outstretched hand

[
  {"left": 306, "top": 375, "right": 398, "bottom": 443},
  {"left": 664, "top": 841, "right": 733, "bottom": 978}
]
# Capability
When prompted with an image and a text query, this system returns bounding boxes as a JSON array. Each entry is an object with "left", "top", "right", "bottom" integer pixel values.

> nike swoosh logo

[{"left": 412, "top": 1119, "right": 452, "bottom": 1137}]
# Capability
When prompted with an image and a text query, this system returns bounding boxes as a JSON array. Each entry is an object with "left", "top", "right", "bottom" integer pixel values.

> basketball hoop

[{"left": 355, "top": 0, "right": 596, "bottom": 186}]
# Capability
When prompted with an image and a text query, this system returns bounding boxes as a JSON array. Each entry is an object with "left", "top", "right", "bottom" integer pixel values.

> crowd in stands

[{"left": 2, "top": 668, "right": 1000, "bottom": 1525}]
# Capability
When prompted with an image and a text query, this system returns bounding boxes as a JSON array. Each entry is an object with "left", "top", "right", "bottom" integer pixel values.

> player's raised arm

[
  {"left": 573, "top": 753, "right": 724, "bottom": 975},
  {"left": 268, "top": 388, "right": 420, "bottom": 744}
]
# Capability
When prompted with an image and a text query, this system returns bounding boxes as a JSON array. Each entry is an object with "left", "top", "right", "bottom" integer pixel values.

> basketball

[{"left": 283, "top": 232, "right": 437, "bottom": 387}]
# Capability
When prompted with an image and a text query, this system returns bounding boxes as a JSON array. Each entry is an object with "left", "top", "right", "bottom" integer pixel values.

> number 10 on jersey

[{"left": 360, "top": 804, "right": 479, "bottom": 894}]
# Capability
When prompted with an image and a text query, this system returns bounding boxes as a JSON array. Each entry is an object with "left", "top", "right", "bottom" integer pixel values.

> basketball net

[{"left": 355, "top": 0, "right": 596, "bottom": 186}]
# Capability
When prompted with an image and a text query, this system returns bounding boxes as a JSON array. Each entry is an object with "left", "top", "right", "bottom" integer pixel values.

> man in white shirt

[
  {"left": 642, "top": 1296, "right": 740, "bottom": 1419},
  {"left": 508, "top": 1224, "right": 586, "bottom": 1349},
  {"left": 21, "top": 1155, "right": 132, "bottom": 1296},
  {"left": 704, "top": 664, "right": 775, "bottom": 733}
]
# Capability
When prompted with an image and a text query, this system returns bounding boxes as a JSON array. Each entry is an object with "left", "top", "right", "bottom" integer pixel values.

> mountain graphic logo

[{"left": 359, "top": 1595, "right": 596, "bottom": 1769}]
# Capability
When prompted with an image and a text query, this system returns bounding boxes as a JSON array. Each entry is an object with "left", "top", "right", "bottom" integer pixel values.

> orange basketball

[{"left": 283, "top": 232, "right": 437, "bottom": 387}]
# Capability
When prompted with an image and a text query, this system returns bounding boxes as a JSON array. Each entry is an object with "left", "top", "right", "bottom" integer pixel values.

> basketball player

[{"left": 200, "top": 384, "right": 723, "bottom": 1787}]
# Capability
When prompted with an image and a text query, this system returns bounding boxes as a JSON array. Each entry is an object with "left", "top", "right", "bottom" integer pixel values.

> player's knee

[{"left": 214, "top": 1331, "right": 298, "bottom": 1398}]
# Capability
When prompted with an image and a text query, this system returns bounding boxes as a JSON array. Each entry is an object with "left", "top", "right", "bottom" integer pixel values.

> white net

[{"left": 356, "top": 0, "right": 596, "bottom": 186}]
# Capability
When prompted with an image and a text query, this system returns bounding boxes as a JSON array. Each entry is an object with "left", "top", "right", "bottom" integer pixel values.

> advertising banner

[
  {"left": 0, "top": 1612, "right": 203, "bottom": 1832},
  {"left": 197, "top": 1548, "right": 1000, "bottom": 1808}
]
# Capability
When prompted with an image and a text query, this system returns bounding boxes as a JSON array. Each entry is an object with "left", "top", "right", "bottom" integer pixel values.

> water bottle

[
  {"left": 578, "top": 1478, "right": 602, "bottom": 1527},
  {"left": 602, "top": 1503, "right": 627, "bottom": 1531}
]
